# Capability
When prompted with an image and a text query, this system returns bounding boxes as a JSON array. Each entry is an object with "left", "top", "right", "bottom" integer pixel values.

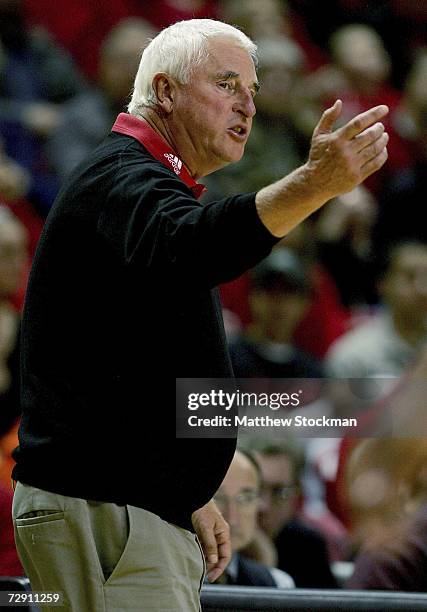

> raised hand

[
  {"left": 256, "top": 101, "right": 389, "bottom": 237},
  {"left": 307, "top": 100, "right": 389, "bottom": 200}
]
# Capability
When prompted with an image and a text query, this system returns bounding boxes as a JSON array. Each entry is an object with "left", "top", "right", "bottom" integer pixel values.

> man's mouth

[{"left": 227, "top": 125, "right": 247, "bottom": 140}]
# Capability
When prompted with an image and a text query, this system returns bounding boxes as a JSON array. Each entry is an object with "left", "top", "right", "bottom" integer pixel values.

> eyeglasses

[
  {"left": 214, "top": 490, "right": 260, "bottom": 511},
  {"left": 260, "top": 484, "right": 298, "bottom": 502}
]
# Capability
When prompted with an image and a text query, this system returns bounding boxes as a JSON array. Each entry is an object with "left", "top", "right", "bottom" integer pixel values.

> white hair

[{"left": 128, "top": 19, "right": 257, "bottom": 115}]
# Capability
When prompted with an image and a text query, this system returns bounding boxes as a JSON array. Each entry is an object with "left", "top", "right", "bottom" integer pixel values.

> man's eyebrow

[
  {"left": 215, "top": 70, "right": 239, "bottom": 81},
  {"left": 215, "top": 71, "right": 260, "bottom": 92}
]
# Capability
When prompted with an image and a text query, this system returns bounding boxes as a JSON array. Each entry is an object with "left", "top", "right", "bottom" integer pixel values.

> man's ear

[{"left": 152, "top": 73, "right": 176, "bottom": 114}]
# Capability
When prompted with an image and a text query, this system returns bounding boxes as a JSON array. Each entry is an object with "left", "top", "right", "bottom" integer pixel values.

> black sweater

[{"left": 13, "top": 131, "right": 278, "bottom": 529}]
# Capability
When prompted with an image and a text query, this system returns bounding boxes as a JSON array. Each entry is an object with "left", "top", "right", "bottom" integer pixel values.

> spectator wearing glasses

[
  {"left": 213, "top": 449, "right": 294, "bottom": 587},
  {"left": 248, "top": 440, "right": 337, "bottom": 588}
]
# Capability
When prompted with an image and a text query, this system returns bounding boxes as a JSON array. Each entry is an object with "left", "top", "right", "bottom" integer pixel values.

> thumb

[{"left": 313, "top": 99, "right": 342, "bottom": 137}]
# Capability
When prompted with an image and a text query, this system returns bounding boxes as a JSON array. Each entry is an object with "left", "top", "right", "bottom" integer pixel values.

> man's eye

[{"left": 219, "top": 82, "right": 233, "bottom": 91}]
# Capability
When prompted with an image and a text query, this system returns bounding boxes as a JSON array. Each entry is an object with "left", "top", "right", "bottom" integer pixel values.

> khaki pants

[{"left": 12, "top": 482, "right": 205, "bottom": 611}]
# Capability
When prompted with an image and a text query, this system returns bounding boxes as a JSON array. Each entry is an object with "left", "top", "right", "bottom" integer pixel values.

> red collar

[{"left": 111, "top": 113, "right": 206, "bottom": 200}]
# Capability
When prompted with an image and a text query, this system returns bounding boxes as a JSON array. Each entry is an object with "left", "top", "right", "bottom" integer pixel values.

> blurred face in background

[
  {"left": 255, "top": 38, "right": 305, "bottom": 118},
  {"left": 214, "top": 451, "right": 260, "bottom": 552},
  {"left": 257, "top": 452, "right": 299, "bottom": 539},
  {"left": 99, "top": 22, "right": 156, "bottom": 106},
  {"left": 404, "top": 52, "right": 427, "bottom": 155},
  {"left": 222, "top": 0, "right": 290, "bottom": 41},
  {"left": 250, "top": 286, "right": 310, "bottom": 344},
  {"left": 380, "top": 244, "right": 427, "bottom": 325},
  {"left": 332, "top": 25, "right": 391, "bottom": 86}
]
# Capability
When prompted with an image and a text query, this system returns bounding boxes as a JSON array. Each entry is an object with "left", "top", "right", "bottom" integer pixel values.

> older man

[
  {"left": 12, "top": 18, "right": 388, "bottom": 612},
  {"left": 213, "top": 449, "right": 294, "bottom": 587}
]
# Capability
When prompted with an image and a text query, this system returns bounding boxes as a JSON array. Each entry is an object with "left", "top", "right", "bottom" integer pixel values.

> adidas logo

[{"left": 164, "top": 153, "right": 183, "bottom": 175}]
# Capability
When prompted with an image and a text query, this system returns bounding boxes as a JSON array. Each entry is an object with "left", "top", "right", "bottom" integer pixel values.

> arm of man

[
  {"left": 192, "top": 499, "right": 231, "bottom": 582},
  {"left": 256, "top": 100, "right": 389, "bottom": 237}
]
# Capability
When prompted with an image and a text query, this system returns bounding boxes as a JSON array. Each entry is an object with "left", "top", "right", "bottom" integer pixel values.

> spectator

[
  {"left": 220, "top": 220, "right": 351, "bottom": 359},
  {"left": 296, "top": 23, "right": 410, "bottom": 193},
  {"left": 229, "top": 248, "right": 323, "bottom": 379},
  {"left": 0, "top": 207, "right": 26, "bottom": 396},
  {"left": 326, "top": 241, "right": 427, "bottom": 378},
  {"left": 394, "top": 48, "right": 427, "bottom": 150},
  {"left": 0, "top": 0, "right": 86, "bottom": 215},
  {"left": 220, "top": 0, "right": 326, "bottom": 70},
  {"left": 220, "top": 0, "right": 292, "bottom": 43},
  {"left": 349, "top": 502, "right": 427, "bottom": 592},
  {"left": 375, "top": 49, "right": 427, "bottom": 250},
  {"left": 345, "top": 437, "right": 427, "bottom": 591},
  {"left": 0, "top": 207, "right": 27, "bottom": 489},
  {"left": 48, "top": 18, "right": 156, "bottom": 181},
  {"left": 332, "top": 340, "right": 427, "bottom": 534},
  {"left": 0, "top": 142, "right": 44, "bottom": 295},
  {"left": 315, "top": 185, "right": 379, "bottom": 308},
  {"left": 213, "top": 449, "right": 294, "bottom": 587},
  {"left": 247, "top": 440, "right": 338, "bottom": 588},
  {"left": 0, "top": 141, "right": 30, "bottom": 202},
  {"left": 283, "top": 220, "right": 351, "bottom": 359},
  {"left": 24, "top": 0, "right": 219, "bottom": 80}
]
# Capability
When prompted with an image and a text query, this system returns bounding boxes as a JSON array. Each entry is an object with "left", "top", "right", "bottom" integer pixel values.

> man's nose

[{"left": 233, "top": 89, "right": 256, "bottom": 118}]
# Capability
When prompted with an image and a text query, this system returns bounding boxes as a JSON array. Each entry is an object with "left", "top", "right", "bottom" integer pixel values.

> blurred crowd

[{"left": 0, "top": 0, "right": 426, "bottom": 592}]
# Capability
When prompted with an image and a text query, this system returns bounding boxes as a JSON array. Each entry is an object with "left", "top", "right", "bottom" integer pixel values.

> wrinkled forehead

[{"left": 195, "top": 36, "right": 258, "bottom": 79}]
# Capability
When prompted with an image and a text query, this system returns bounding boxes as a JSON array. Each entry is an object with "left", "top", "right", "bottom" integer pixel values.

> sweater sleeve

[{"left": 97, "top": 157, "right": 279, "bottom": 288}]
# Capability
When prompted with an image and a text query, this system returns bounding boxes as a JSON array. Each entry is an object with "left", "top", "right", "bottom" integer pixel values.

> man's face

[
  {"left": 338, "top": 29, "right": 391, "bottom": 84},
  {"left": 214, "top": 452, "right": 260, "bottom": 552},
  {"left": 257, "top": 453, "right": 299, "bottom": 539},
  {"left": 171, "top": 37, "right": 258, "bottom": 178},
  {"left": 380, "top": 245, "right": 427, "bottom": 322},
  {"left": 99, "top": 27, "right": 155, "bottom": 105},
  {"left": 250, "top": 288, "right": 310, "bottom": 343}
]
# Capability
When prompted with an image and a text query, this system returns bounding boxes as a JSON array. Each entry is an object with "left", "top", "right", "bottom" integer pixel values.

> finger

[
  {"left": 210, "top": 533, "right": 231, "bottom": 571},
  {"left": 360, "top": 146, "right": 388, "bottom": 180},
  {"left": 207, "top": 541, "right": 231, "bottom": 582},
  {"left": 312, "top": 99, "right": 342, "bottom": 137},
  {"left": 352, "top": 122, "right": 385, "bottom": 152},
  {"left": 359, "top": 132, "right": 389, "bottom": 165},
  {"left": 341, "top": 105, "right": 389, "bottom": 140},
  {"left": 206, "top": 526, "right": 231, "bottom": 582},
  {"left": 200, "top": 529, "right": 219, "bottom": 567},
  {"left": 201, "top": 518, "right": 229, "bottom": 566}
]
